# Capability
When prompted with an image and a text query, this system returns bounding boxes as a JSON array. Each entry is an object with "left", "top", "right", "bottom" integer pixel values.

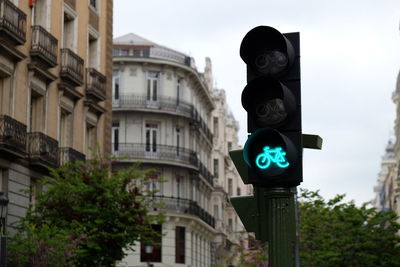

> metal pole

[{"left": 257, "top": 187, "right": 298, "bottom": 267}]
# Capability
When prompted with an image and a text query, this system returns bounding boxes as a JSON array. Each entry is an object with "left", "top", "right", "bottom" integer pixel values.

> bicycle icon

[{"left": 255, "top": 146, "right": 290, "bottom": 170}]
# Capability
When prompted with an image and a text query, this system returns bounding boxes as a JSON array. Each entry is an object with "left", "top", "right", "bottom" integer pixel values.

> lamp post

[
  {"left": 145, "top": 244, "right": 153, "bottom": 267},
  {"left": 0, "top": 192, "right": 9, "bottom": 267}
]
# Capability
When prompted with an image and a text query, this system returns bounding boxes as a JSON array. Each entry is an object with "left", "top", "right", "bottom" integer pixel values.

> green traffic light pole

[{"left": 255, "top": 186, "right": 299, "bottom": 267}]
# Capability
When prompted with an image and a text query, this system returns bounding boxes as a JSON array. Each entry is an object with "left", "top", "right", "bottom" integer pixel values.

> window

[
  {"left": 176, "top": 127, "right": 181, "bottom": 156},
  {"left": 85, "top": 122, "right": 97, "bottom": 157},
  {"left": 29, "top": 91, "right": 44, "bottom": 132},
  {"left": 213, "top": 159, "right": 219, "bottom": 178},
  {"left": 176, "top": 176, "right": 181, "bottom": 199},
  {"left": 112, "top": 48, "right": 120, "bottom": 56},
  {"left": 175, "top": 226, "right": 185, "bottom": 263},
  {"left": 141, "top": 225, "right": 162, "bottom": 263},
  {"left": 228, "top": 179, "right": 233, "bottom": 196},
  {"left": 89, "top": 0, "right": 97, "bottom": 9},
  {"left": 145, "top": 123, "right": 158, "bottom": 153},
  {"left": 228, "top": 218, "right": 233, "bottom": 231},
  {"left": 33, "top": 0, "right": 48, "bottom": 27},
  {"left": 147, "top": 72, "right": 159, "bottom": 101},
  {"left": 237, "top": 187, "right": 241, "bottom": 196},
  {"left": 112, "top": 122, "right": 119, "bottom": 153},
  {"left": 213, "top": 117, "right": 218, "bottom": 137},
  {"left": 121, "top": 49, "right": 129, "bottom": 56},
  {"left": 112, "top": 71, "right": 120, "bottom": 100},
  {"left": 176, "top": 78, "right": 181, "bottom": 105},
  {"left": 59, "top": 108, "right": 73, "bottom": 147},
  {"left": 213, "top": 204, "right": 219, "bottom": 220},
  {"left": 88, "top": 33, "right": 99, "bottom": 69},
  {"left": 63, "top": 10, "right": 76, "bottom": 50},
  {"left": 228, "top": 141, "right": 232, "bottom": 152}
]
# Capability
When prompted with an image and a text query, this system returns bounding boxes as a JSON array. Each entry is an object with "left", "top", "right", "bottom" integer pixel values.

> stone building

[
  {"left": 112, "top": 33, "right": 249, "bottom": 267},
  {"left": 211, "top": 88, "right": 252, "bottom": 265},
  {"left": 0, "top": 0, "right": 113, "bottom": 231},
  {"left": 373, "top": 69, "right": 400, "bottom": 221}
]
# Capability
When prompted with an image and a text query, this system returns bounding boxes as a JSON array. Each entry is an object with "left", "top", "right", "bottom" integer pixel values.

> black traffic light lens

[
  {"left": 242, "top": 76, "right": 296, "bottom": 128},
  {"left": 254, "top": 50, "right": 288, "bottom": 75},
  {"left": 255, "top": 98, "right": 287, "bottom": 125}
]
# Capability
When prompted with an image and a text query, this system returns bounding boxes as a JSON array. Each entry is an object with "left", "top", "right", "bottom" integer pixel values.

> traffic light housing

[{"left": 240, "top": 26, "right": 302, "bottom": 187}]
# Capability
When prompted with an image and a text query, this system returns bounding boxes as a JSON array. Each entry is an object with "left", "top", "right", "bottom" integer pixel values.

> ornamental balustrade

[
  {"left": 86, "top": 68, "right": 106, "bottom": 102},
  {"left": 0, "top": 0, "right": 26, "bottom": 45},
  {"left": 27, "top": 132, "right": 59, "bottom": 168},
  {"left": 31, "top": 25, "right": 58, "bottom": 67},
  {"left": 59, "top": 147, "right": 86, "bottom": 165},
  {"left": 114, "top": 143, "right": 198, "bottom": 168},
  {"left": 153, "top": 196, "right": 215, "bottom": 228},
  {"left": 60, "top": 48, "right": 84, "bottom": 86},
  {"left": 114, "top": 94, "right": 213, "bottom": 143},
  {"left": 0, "top": 115, "right": 26, "bottom": 156}
]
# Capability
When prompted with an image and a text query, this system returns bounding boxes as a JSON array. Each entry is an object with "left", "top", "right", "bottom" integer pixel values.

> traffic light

[{"left": 240, "top": 26, "right": 302, "bottom": 187}]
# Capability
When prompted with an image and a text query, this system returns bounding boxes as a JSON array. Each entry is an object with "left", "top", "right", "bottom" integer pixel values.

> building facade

[
  {"left": 0, "top": 0, "right": 112, "bottom": 231},
  {"left": 211, "top": 88, "right": 252, "bottom": 266},
  {"left": 373, "top": 69, "right": 400, "bottom": 222},
  {"left": 112, "top": 34, "right": 249, "bottom": 267}
]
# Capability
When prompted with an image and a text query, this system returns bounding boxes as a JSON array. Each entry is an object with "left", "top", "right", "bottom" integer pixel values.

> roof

[{"left": 113, "top": 33, "right": 157, "bottom": 46}]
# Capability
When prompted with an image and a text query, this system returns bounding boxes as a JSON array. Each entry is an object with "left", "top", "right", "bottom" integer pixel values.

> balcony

[
  {"left": 30, "top": 25, "right": 58, "bottom": 68},
  {"left": 114, "top": 143, "right": 198, "bottom": 169},
  {"left": 86, "top": 68, "right": 106, "bottom": 102},
  {"left": 0, "top": 115, "right": 26, "bottom": 157},
  {"left": 199, "top": 161, "right": 213, "bottom": 186},
  {"left": 0, "top": 0, "right": 26, "bottom": 45},
  {"left": 59, "top": 147, "right": 86, "bottom": 165},
  {"left": 153, "top": 196, "right": 215, "bottom": 228},
  {"left": 113, "top": 94, "right": 193, "bottom": 119},
  {"left": 60, "top": 48, "right": 84, "bottom": 87},
  {"left": 191, "top": 107, "right": 213, "bottom": 144},
  {"left": 28, "top": 132, "right": 59, "bottom": 169}
]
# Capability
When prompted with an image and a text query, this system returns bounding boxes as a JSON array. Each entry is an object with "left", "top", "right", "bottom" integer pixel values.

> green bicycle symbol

[{"left": 255, "top": 146, "right": 290, "bottom": 170}]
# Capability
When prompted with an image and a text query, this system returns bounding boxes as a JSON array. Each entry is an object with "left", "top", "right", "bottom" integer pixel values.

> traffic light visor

[{"left": 240, "top": 26, "right": 295, "bottom": 76}]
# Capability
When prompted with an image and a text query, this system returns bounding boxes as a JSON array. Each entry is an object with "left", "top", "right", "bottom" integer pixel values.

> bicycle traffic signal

[{"left": 240, "top": 26, "right": 302, "bottom": 187}]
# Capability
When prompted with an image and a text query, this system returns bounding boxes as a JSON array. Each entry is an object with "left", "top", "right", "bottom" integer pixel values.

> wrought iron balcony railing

[
  {"left": 86, "top": 68, "right": 106, "bottom": 102},
  {"left": 60, "top": 48, "right": 84, "bottom": 86},
  {"left": 0, "top": 115, "right": 26, "bottom": 156},
  {"left": 31, "top": 25, "right": 58, "bottom": 68},
  {"left": 191, "top": 107, "right": 213, "bottom": 143},
  {"left": 153, "top": 196, "right": 215, "bottom": 228},
  {"left": 114, "top": 143, "right": 198, "bottom": 168},
  {"left": 0, "top": 0, "right": 26, "bottom": 45},
  {"left": 198, "top": 161, "right": 213, "bottom": 186},
  {"left": 113, "top": 94, "right": 193, "bottom": 118},
  {"left": 113, "top": 94, "right": 213, "bottom": 143},
  {"left": 59, "top": 147, "right": 86, "bottom": 165},
  {"left": 28, "top": 132, "right": 59, "bottom": 168}
]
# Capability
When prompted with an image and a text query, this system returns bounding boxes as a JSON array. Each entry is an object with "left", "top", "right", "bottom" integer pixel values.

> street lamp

[
  {"left": 145, "top": 244, "right": 153, "bottom": 267},
  {"left": 0, "top": 192, "right": 9, "bottom": 267}
]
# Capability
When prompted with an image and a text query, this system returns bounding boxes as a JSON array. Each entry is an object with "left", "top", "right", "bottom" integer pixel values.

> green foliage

[
  {"left": 7, "top": 222, "right": 84, "bottom": 267},
  {"left": 17, "top": 157, "right": 164, "bottom": 266},
  {"left": 299, "top": 189, "right": 400, "bottom": 267},
  {"left": 235, "top": 235, "right": 268, "bottom": 267}
]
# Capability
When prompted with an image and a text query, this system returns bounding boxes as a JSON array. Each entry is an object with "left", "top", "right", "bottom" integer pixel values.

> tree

[
  {"left": 299, "top": 189, "right": 400, "bottom": 267},
  {"left": 7, "top": 222, "right": 85, "bottom": 267},
  {"left": 13, "top": 156, "right": 164, "bottom": 266}
]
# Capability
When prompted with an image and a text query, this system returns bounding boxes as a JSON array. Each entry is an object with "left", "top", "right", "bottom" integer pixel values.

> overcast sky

[{"left": 114, "top": 0, "right": 400, "bottom": 204}]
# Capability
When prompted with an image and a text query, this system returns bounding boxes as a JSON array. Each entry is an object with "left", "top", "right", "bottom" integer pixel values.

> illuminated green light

[{"left": 255, "top": 146, "right": 289, "bottom": 170}]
